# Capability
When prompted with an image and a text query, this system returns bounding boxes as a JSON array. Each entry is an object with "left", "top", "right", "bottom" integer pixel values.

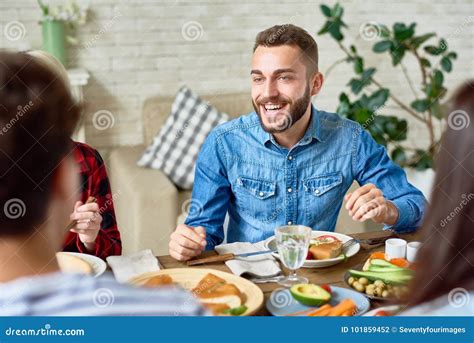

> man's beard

[{"left": 253, "top": 85, "right": 311, "bottom": 134}]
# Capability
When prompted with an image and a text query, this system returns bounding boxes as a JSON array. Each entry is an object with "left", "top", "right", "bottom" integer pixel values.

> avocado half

[{"left": 290, "top": 284, "right": 332, "bottom": 306}]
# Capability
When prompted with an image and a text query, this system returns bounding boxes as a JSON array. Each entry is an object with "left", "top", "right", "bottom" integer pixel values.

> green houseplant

[
  {"left": 37, "top": 0, "right": 88, "bottom": 65},
  {"left": 317, "top": 3, "right": 457, "bottom": 172}
]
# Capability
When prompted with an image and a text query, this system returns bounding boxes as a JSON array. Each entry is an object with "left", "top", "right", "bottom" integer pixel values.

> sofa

[{"left": 109, "top": 92, "right": 372, "bottom": 255}]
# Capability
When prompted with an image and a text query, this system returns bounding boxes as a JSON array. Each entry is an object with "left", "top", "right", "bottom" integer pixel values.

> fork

[{"left": 342, "top": 238, "right": 359, "bottom": 253}]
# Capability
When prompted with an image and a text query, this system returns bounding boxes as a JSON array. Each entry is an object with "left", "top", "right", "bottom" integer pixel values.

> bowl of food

[
  {"left": 263, "top": 230, "right": 360, "bottom": 268},
  {"left": 344, "top": 251, "right": 413, "bottom": 301}
]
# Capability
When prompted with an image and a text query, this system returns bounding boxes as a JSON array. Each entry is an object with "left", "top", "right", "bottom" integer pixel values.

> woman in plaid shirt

[
  {"left": 28, "top": 51, "right": 122, "bottom": 259},
  {"left": 61, "top": 141, "right": 122, "bottom": 259}
]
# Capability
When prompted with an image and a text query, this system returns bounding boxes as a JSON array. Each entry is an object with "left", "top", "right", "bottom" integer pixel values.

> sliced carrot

[
  {"left": 286, "top": 308, "right": 319, "bottom": 316},
  {"left": 341, "top": 310, "right": 353, "bottom": 316},
  {"left": 390, "top": 258, "right": 409, "bottom": 268},
  {"left": 307, "top": 304, "right": 332, "bottom": 316},
  {"left": 370, "top": 251, "right": 386, "bottom": 260},
  {"left": 309, "top": 307, "right": 333, "bottom": 317},
  {"left": 327, "top": 299, "right": 357, "bottom": 316}
]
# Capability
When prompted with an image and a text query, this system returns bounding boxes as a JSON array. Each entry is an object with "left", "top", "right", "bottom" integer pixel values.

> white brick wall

[{"left": 1, "top": 0, "right": 472, "bottom": 154}]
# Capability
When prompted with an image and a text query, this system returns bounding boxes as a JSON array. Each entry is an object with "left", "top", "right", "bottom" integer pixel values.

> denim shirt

[{"left": 185, "top": 106, "right": 426, "bottom": 249}]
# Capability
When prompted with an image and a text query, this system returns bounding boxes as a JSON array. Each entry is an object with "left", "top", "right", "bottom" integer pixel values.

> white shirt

[{"left": 0, "top": 271, "right": 207, "bottom": 316}]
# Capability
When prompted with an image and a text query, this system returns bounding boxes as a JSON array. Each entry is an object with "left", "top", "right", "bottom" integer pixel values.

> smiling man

[{"left": 168, "top": 24, "right": 426, "bottom": 261}]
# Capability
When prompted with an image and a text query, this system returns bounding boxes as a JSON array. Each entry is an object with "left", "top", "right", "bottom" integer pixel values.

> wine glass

[{"left": 275, "top": 225, "right": 312, "bottom": 287}]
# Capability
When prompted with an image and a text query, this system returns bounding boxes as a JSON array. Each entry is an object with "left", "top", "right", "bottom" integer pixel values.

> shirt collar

[{"left": 257, "top": 104, "right": 323, "bottom": 146}]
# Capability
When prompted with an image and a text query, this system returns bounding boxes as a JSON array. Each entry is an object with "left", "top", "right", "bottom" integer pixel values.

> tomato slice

[
  {"left": 320, "top": 284, "right": 332, "bottom": 294},
  {"left": 312, "top": 235, "right": 339, "bottom": 244},
  {"left": 374, "top": 310, "right": 389, "bottom": 316},
  {"left": 306, "top": 250, "right": 313, "bottom": 260}
]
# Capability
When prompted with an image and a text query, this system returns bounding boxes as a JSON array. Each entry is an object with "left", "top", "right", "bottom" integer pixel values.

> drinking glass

[{"left": 275, "top": 225, "right": 312, "bottom": 287}]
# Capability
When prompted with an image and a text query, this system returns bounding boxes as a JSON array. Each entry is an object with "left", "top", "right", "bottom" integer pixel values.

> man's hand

[
  {"left": 69, "top": 201, "right": 102, "bottom": 251},
  {"left": 169, "top": 224, "right": 207, "bottom": 261},
  {"left": 344, "top": 183, "right": 399, "bottom": 225}
]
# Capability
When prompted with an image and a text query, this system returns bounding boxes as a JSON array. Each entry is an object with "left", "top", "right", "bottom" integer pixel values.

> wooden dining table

[{"left": 157, "top": 230, "right": 421, "bottom": 316}]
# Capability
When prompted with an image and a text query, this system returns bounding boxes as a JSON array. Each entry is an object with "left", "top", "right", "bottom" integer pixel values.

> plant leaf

[
  {"left": 391, "top": 147, "right": 407, "bottom": 165},
  {"left": 424, "top": 45, "right": 441, "bottom": 55},
  {"left": 410, "top": 33, "right": 435, "bottom": 48},
  {"left": 367, "top": 89, "right": 389, "bottom": 112},
  {"left": 447, "top": 51, "right": 457, "bottom": 59},
  {"left": 328, "top": 22, "right": 344, "bottom": 41},
  {"left": 373, "top": 40, "right": 392, "bottom": 53},
  {"left": 420, "top": 57, "right": 431, "bottom": 68},
  {"left": 390, "top": 46, "right": 405, "bottom": 66},
  {"left": 320, "top": 4, "right": 332, "bottom": 17},
  {"left": 440, "top": 56, "right": 452, "bottom": 72},
  {"left": 354, "top": 57, "right": 364, "bottom": 74},
  {"left": 411, "top": 99, "right": 430, "bottom": 112},
  {"left": 317, "top": 21, "right": 332, "bottom": 35},
  {"left": 439, "top": 38, "right": 448, "bottom": 53},
  {"left": 433, "top": 69, "right": 444, "bottom": 88},
  {"left": 393, "top": 22, "right": 415, "bottom": 41},
  {"left": 332, "top": 3, "right": 343, "bottom": 17}
]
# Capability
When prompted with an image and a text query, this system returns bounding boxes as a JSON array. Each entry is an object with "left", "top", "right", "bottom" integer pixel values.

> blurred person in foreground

[
  {"left": 401, "top": 81, "right": 474, "bottom": 316},
  {"left": 27, "top": 50, "right": 121, "bottom": 260},
  {"left": 0, "top": 50, "right": 205, "bottom": 316}
]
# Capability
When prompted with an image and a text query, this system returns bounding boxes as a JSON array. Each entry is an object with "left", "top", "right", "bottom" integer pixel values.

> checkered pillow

[{"left": 137, "top": 86, "right": 228, "bottom": 189}]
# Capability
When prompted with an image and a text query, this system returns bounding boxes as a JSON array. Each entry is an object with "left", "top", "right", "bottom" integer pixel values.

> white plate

[
  {"left": 57, "top": 252, "right": 107, "bottom": 277},
  {"left": 263, "top": 230, "right": 360, "bottom": 268},
  {"left": 129, "top": 268, "right": 264, "bottom": 316},
  {"left": 266, "top": 286, "right": 370, "bottom": 316},
  {"left": 363, "top": 305, "right": 403, "bottom": 316}
]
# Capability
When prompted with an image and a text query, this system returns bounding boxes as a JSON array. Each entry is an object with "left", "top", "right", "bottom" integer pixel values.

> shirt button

[
  {"left": 314, "top": 189, "right": 320, "bottom": 195},
  {"left": 287, "top": 221, "right": 292, "bottom": 225},
  {"left": 259, "top": 191, "right": 264, "bottom": 197},
  {"left": 288, "top": 156, "right": 293, "bottom": 160},
  {"left": 287, "top": 188, "right": 292, "bottom": 193}
]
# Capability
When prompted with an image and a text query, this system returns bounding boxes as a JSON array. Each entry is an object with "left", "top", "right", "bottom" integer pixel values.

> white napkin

[
  {"left": 215, "top": 241, "right": 281, "bottom": 279},
  {"left": 106, "top": 249, "right": 160, "bottom": 283}
]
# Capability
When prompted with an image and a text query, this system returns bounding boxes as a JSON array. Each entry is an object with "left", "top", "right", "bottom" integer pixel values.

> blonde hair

[{"left": 26, "top": 50, "right": 71, "bottom": 92}]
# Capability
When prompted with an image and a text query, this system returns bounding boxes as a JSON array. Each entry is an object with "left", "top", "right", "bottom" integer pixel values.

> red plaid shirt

[{"left": 62, "top": 141, "right": 122, "bottom": 259}]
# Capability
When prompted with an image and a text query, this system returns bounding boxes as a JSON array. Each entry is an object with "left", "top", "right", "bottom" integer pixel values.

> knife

[{"left": 186, "top": 249, "right": 276, "bottom": 266}]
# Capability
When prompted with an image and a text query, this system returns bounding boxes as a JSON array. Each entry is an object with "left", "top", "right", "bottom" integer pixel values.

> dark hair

[
  {"left": 0, "top": 50, "right": 80, "bottom": 236},
  {"left": 253, "top": 24, "right": 319, "bottom": 76},
  {"left": 406, "top": 80, "right": 474, "bottom": 306}
]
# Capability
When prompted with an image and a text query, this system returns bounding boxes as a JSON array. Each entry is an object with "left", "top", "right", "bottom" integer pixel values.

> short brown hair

[
  {"left": 0, "top": 51, "right": 80, "bottom": 236},
  {"left": 253, "top": 24, "right": 319, "bottom": 76}
]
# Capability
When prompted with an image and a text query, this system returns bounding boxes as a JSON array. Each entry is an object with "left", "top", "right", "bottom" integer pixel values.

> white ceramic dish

[
  {"left": 57, "top": 252, "right": 107, "bottom": 277},
  {"left": 263, "top": 230, "right": 360, "bottom": 268}
]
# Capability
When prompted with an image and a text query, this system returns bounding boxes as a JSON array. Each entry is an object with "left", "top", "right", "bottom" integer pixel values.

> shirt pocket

[
  {"left": 235, "top": 176, "right": 279, "bottom": 223},
  {"left": 303, "top": 171, "right": 343, "bottom": 223}
]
